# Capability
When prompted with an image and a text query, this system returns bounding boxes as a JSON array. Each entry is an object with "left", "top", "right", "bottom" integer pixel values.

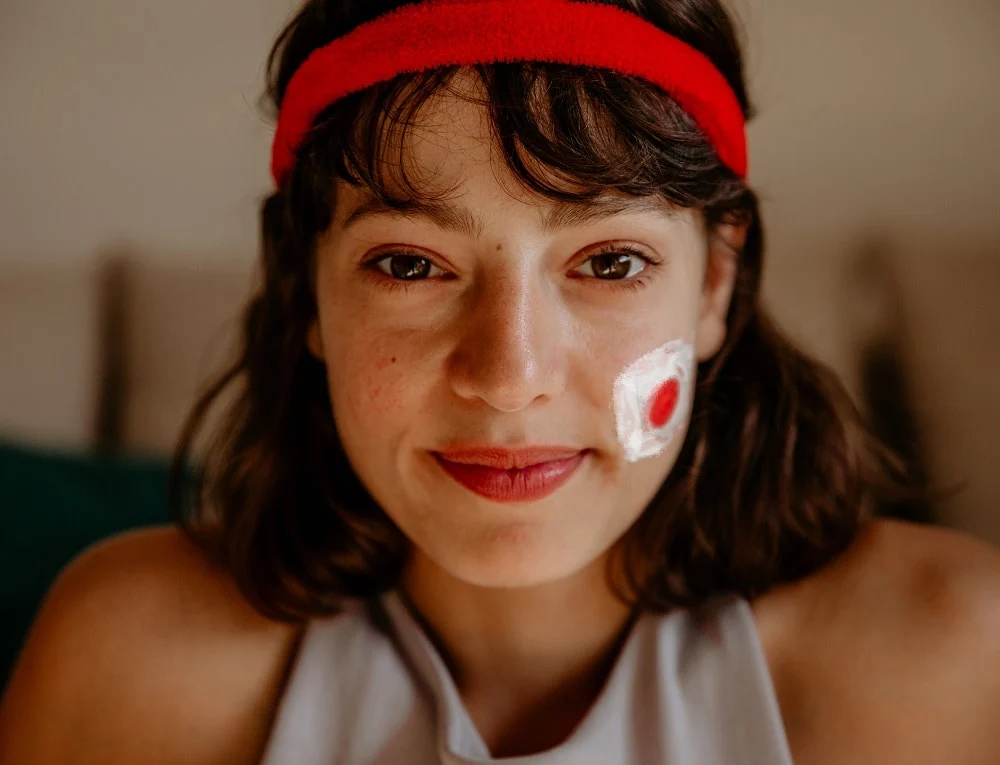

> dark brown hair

[{"left": 170, "top": 0, "right": 906, "bottom": 620}]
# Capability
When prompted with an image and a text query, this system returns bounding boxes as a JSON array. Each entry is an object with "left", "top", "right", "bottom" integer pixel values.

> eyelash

[{"left": 360, "top": 244, "right": 663, "bottom": 295}]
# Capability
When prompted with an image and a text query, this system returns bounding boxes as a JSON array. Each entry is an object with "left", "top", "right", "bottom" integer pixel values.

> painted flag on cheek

[{"left": 613, "top": 340, "right": 695, "bottom": 463}]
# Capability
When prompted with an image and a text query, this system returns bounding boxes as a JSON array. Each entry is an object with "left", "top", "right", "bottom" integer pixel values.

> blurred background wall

[{"left": 1, "top": 0, "right": 998, "bottom": 541}]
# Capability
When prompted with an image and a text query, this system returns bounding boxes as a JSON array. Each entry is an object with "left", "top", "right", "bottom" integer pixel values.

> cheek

[
  {"left": 332, "top": 337, "right": 415, "bottom": 422},
  {"left": 357, "top": 355, "right": 406, "bottom": 413}
]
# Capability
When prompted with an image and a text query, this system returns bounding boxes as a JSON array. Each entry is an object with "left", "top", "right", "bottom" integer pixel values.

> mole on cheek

[
  {"left": 372, "top": 355, "right": 397, "bottom": 374},
  {"left": 364, "top": 358, "right": 406, "bottom": 412}
]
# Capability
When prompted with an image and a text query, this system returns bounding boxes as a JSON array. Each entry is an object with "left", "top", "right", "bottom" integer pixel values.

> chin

[{"left": 439, "top": 523, "right": 602, "bottom": 590}]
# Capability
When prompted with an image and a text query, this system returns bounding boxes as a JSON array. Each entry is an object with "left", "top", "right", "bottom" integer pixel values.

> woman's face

[{"left": 307, "top": 81, "right": 739, "bottom": 589}]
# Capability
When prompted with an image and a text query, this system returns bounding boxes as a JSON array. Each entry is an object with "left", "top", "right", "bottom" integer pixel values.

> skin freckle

[{"left": 374, "top": 355, "right": 399, "bottom": 373}]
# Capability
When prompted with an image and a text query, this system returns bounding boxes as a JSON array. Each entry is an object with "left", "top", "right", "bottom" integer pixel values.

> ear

[
  {"left": 306, "top": 317, "right": 325, "bottom": 363},
  {"left": 695, "top": 217, "right": 747, "bottom": 362}
]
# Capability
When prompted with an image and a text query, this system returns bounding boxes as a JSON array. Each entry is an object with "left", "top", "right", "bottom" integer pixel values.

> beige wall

[
  {"left": 0, "top": 0, "right": 298, "bottom": 264},
  {"left": 746, "top": 0, "right": 1000, "bottom": 246}
]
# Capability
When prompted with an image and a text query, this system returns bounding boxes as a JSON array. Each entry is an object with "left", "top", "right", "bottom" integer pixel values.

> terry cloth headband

[{"left": 270, "top": 0, "right": 748, "bottom": 187}]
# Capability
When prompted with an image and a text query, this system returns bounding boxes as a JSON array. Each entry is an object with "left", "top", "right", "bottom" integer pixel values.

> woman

[{"left": 2, "top": 1, "right": 998, "bottom": 762}]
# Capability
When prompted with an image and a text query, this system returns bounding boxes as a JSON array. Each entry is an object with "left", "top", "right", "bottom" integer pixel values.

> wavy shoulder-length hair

[{"left": 170, "top": 0, "right": 904, "bottom": 621}]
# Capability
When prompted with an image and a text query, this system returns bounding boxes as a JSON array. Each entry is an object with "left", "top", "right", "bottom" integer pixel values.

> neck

[{"left": 398, "top": 549, "right": 638, "bottom": 753}]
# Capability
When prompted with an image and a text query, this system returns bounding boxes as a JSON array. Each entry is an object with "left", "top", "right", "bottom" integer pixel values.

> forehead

[
  {"left": 330, "top": 71, "right": 692, "bottom": 234},
  {"left": 335, "top": 184, "right": 684, "bottom": 241},
  {"left": 349, "top": 77, "right": 534, "bottom": 205}
]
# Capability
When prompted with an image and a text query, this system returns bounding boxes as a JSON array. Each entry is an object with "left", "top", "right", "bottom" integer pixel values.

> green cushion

[{"left": 0, "top": 439, "right": 173, "bottom": 692}]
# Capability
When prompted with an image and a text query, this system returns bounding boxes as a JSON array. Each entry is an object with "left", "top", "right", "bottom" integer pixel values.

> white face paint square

[{"left": 613, "top": 340, "right": 695, "bottom": 463}]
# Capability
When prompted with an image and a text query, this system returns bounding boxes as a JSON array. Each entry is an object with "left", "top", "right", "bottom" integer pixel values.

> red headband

[{"left": 271, "top": 0, "right": 748, "bottom": 187}]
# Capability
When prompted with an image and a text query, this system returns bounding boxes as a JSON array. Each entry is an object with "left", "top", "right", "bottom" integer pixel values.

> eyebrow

[{"left": 341, "top": 193, "right": 671, "bottom": 238}]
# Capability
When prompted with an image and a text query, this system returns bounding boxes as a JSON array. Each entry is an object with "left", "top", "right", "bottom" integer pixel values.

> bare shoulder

[
  {"left": 791, "top": 518, "right": 1000, "bottom": 638},
  {"left": 756, "top": 518, "right": 1000, "bottom": 764},
  {"left": 0, "top": 526, "right": 302, "bottom": 765}
]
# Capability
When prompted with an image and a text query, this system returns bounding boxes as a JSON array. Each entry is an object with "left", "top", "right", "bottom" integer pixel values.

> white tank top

[{"left": 260, "top": 589, "right": 795, "bottom": 764}]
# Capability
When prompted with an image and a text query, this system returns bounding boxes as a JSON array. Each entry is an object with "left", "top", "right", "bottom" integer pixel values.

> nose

[{"left": 448, "top": 267, "right": 568, "bottom": 412}]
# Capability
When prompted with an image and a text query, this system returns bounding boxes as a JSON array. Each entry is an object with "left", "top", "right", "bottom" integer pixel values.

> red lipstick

[{"left": 432, "top": 446, "right": 587, "bottom": 503}]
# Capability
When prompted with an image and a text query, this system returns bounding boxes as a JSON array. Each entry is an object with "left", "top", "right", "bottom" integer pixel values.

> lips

[
  {"left": 435, "top": 445, "right": 584, "bottom": 470},
  {"left": 432, "top": 446, "right": 588, "bottom": 503}
]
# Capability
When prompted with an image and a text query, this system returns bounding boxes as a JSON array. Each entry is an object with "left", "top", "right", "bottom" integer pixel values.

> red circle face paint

[
  {"left": 647, "top": 377, "right": 680, "bottom": 429},
  {"left": 612, "top": 340, "right": 695, "bottom": 463}
]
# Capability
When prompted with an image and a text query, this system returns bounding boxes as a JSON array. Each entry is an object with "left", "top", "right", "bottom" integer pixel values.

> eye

[
  {"left": 368, "top": 251, "right": 446, "bottom": 281},
  {"left": 361, "top": 244, "right": 662, "bottom": 296},
  {"left": 575, "top": 246, "right": 655, "bottom": 281}
]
